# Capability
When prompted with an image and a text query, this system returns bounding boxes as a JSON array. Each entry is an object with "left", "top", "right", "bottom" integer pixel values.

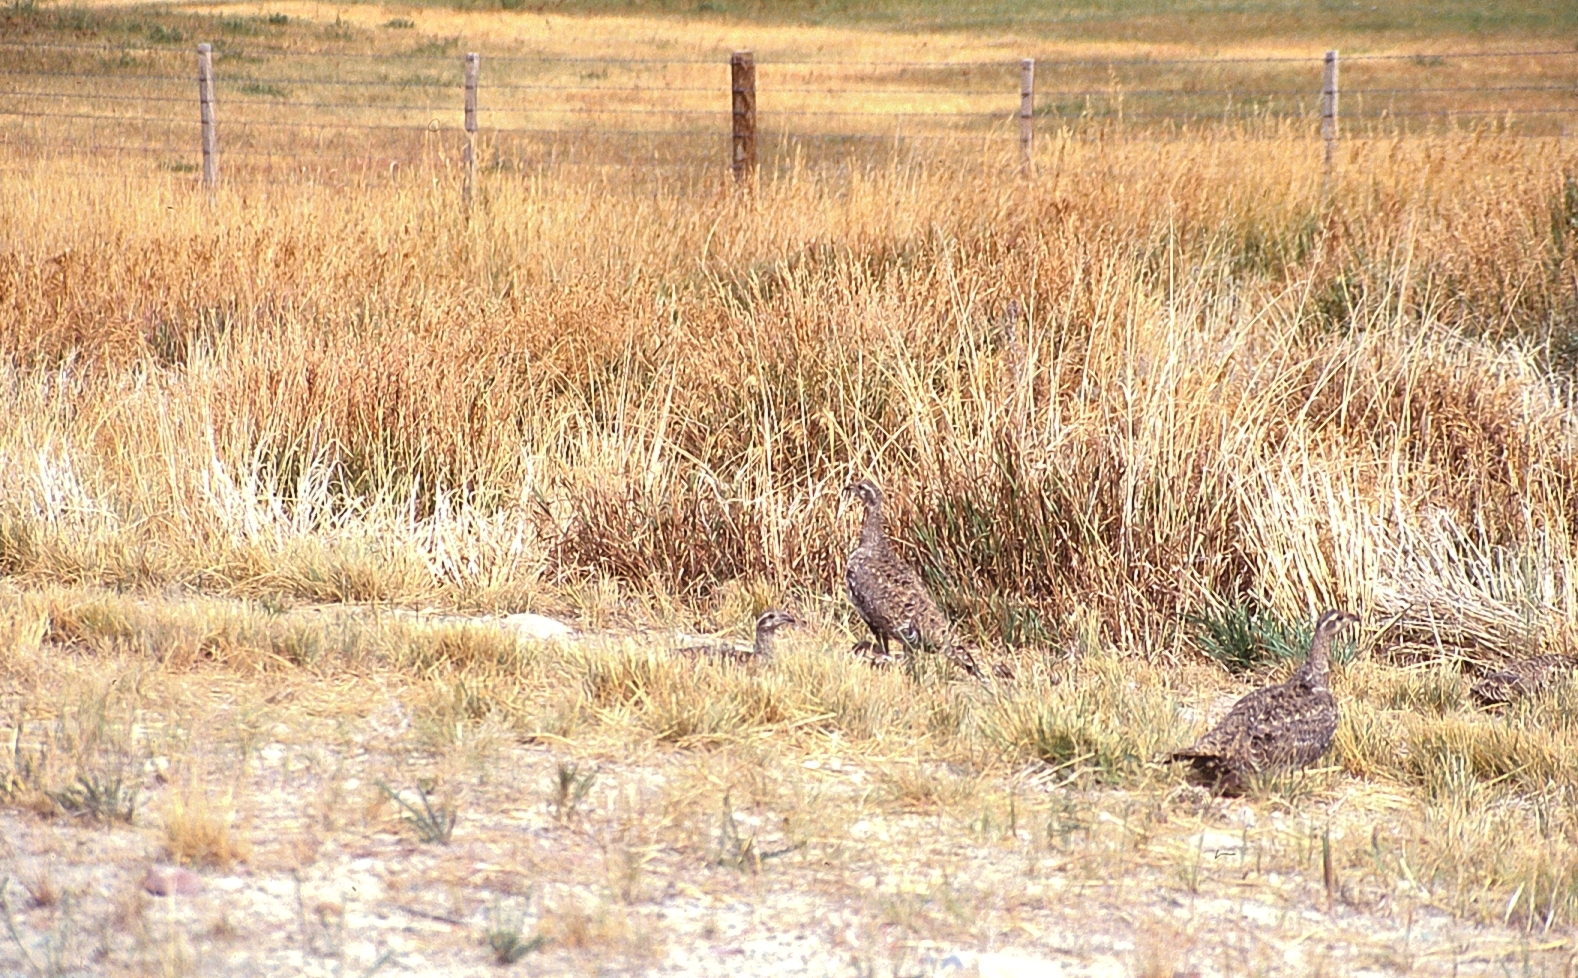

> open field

[{"left": 4, "top": 1, "right": 1578, "bottom": 975}]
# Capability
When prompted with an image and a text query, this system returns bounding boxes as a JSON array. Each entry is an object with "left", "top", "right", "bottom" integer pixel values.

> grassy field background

[
  {"left": 494, "top": 0, "right": 1578, "bottom": 43},
  {"left": 2, "top": 1, "right": 1578, "bottom": 975}
]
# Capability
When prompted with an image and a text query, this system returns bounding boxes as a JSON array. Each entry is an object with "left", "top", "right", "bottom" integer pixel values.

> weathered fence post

[
  {"left": 463, "top": 52, "right": 479, "bottom": 208},
  {"left": 197, "top": 43, "right": 217, "bottom": 189},
  {"left": 1019, "top": 58, "right": 1035, "bottom": 178},
  {"left": 1322, "top": 49, "right": 1339, "bottom": 170},
  {"left": 731, "top": 51, "right": 756, "bottom": 184}
]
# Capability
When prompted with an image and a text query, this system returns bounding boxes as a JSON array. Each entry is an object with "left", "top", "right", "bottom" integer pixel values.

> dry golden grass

[
  {"left": 2, "top": 126, "right": 1574, "bottom": 650},
  {"left": 3, "top": 2, "right": 1578, "bottom": 972},
  {"left": 162, "top": 781, "right": 252, "bottom": 869}
]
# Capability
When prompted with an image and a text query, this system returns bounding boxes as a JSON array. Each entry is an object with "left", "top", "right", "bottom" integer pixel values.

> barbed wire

[
  {"left": 3, "top": 109, "right": 1569, "bottom": 136},
  {"left": 4, "top": 83, "right": 1570, "bottom": 108},
  {"left": 8, "top": 70, "right": 1568, "bottom": 103},
  {"left": 0, "top": 68, "right": 193, "bottom": 82},
  {"left": 7, "top": 39, "right": 1578, "bottom": 64},
  {"left": 0, "top": 108, "right": 197, "bottom": 125}
]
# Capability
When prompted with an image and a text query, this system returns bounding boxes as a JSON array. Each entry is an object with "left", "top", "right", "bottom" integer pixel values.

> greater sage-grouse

[
  {"left": 1471, "top": 654, "right": 1576, "bottom": 708},
  {"left": 674, "top": 609, "right": 800, "bottom": 665},
  {"left": 842, "top": 479, "right": 983, "bottom": 679},
  {"left": 1169, "top": 609, "right": 1359, "bottom": 795}
]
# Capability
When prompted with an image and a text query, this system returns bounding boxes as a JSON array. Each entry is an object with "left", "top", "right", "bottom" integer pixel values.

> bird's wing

[
  {"left": 846, "top": 552, "right": 888, "bottom": 632},
  {"left": 1179, "top": 685, "right": 1280, "bottom": 757},
  {"left": 1242, "top": 686, "right": 1338, "bottom": 768}
]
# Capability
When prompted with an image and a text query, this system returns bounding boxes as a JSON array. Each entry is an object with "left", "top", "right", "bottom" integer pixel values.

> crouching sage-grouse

[
  {"left": 1169, "top": 609, "right": 1359, "bottom": 795},
  {"left": 1471, "top": 654, "right": 1577, "bottom": 708},
  {"left": 673, "top": 610, "right": 800, "bottom": 665},
  {"left": 842, "top": 479, "right": 984, "bottom": 680}
]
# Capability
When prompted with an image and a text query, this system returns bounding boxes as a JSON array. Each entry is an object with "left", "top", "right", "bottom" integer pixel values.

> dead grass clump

[
  {"left": 876, "top": 764, "right": 979, "bottom": 813},
  {"left": 984, "top": 655, "right": 1185, "bottom": 784},
  {"left": 19, "top": 869, "right": 59, "bottom": 910},
  {"left": 272, "top": 539, "right": 432, "bottom": 606},
  {"left": 535, "top": 898, "right": 655, "bottom": 959},
  {"left": 575, "top": 645, "right": 786, "bottom": 743},
  {"left": 772, "top": 646, "right": 911, "bottom": 741},
  {"left": 1331, "top": 700, "right": 1408, "bottom": 781},
  {"left": 1391, "top": 784, "right": 1578, "bottom": 928},
  {"left": 1340, "top": 657, "right": 1470, "bottom": 715},
  {"left": 162, "top": 785, "right": 252, "bottom": 869},
  {"left": 395, "top": 622, "right": 528, "bottom": 675},
  {"left": 1336, "top": 695, "right": 1578, "bottom": 795},
  {"left": 0, "top": 590, "right": 47, "bottom": 674},
  {"left": 1404, "top": 715, "right": 1578, "bottom": 796},
  {"left": 37, "top": 590, "right": 359, "bottom": 673}
]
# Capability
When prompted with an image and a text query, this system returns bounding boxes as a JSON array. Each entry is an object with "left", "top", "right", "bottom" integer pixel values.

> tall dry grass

[{"left": 0, "top": 127, "right": 1576, "bottom": 655}]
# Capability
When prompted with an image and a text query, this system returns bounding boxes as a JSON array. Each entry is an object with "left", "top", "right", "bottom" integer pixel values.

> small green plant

[
  {"left": 49, "top": 768, "right": 137, "bottom": 823},
  {"left": 239, "top": 82, "right": 289, "bottom": 99},
  {"left": 550, "top": 760, "right": 596, "bottom": 823},
  {"left": 266, "top": 12, "right": 288, "bottom": 25},
  {"left": 218, "top": 15, "right": 259, "bottom": 35},
  {"left": 712, "top": 791, "right": 759, "bottom": 872},
  {"left": 711, "top": 791, "right": 800, "bottom": 872},
  {"left": 376, "top": 779, "right": 456, "bottom": 844},
  {"left": 486, "top": 898, "right": 544, "bottom": 965},
  {"left": 1188, "top": 601, "right": 1310, "bottom": 674},
  {"left": 382, "top": 17, "right": 414, "bottom": 28}
]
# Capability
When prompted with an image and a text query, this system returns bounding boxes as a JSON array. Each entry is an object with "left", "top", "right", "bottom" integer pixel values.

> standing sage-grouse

[
  {"left": 1169, "top": 609, "right": 1359, "bottom": 795},
  {"left": 1471, "top": 654, "right": 1577, "bottom": 708},
  {"left": 842, "top": 479, "right": 983, "bottom": 679},
  {"left": 674, "top": 609, "right": 800, "bottom": 665}
]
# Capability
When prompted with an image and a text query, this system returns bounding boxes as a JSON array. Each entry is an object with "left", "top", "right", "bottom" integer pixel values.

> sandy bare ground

[{"left": 1, "top": 612, "right": 1570, "bottom": 978}]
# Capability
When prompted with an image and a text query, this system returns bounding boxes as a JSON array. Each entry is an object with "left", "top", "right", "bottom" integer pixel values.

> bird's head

[
  {"left": 754, "top": 609, "right": 802, "bottom": 636},
  {"left": 1313, "top": 609, "right": 1360, "bottom": 642},
  {"left": 842, "top": 479, "right": 883, "bottom": 511}
]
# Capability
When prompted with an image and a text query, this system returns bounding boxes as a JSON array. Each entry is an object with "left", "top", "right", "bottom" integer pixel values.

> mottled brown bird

[
  {"left": 674, "top": 609, "right": 800, "bottom": 665},
  {"left": 1471, "top": 654, "right": 1576, "bottom": 708},
  {"left": 842, "top": 479, "right": 983, "bottom": 679},
  {"left": 1169, "top": 609, "right": 1359, "bottom": 795}
]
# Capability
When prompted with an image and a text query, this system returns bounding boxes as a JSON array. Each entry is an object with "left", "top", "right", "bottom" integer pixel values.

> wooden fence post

[
  {"left": 1322, "top": 49, "right": 1339, "bottom": 170},
  {"left": 197, "top": 42, "right": 217, "bottom": 189},
  {"left": 731, "top": 51, "right": 756, "bottom": 184},
  {"left": 1019, "top": 58, "right": 1035, "bottom": 178},
  {"left": 463, "top": 52, "right": 479, "bottom": 208}
]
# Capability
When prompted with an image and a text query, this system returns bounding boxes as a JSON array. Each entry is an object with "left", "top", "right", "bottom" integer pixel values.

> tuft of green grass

[
  {"left": 376, "top": 779, "right": 458, "bottom": 844},
  {"left": 237, "top": 81, "right": 289, "bottom": 99},
  {"left": 550, "top": 759, "right": 597, "bottom": 822},
  {"left": 1187, "top": 601, "right": 1310, "bottom": 675},
  {"left": 486, "top": 898, "right": 544, "bottom": 965},
  {"left": 48, "top": 770, "right": 137, "bottom": 824}
]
